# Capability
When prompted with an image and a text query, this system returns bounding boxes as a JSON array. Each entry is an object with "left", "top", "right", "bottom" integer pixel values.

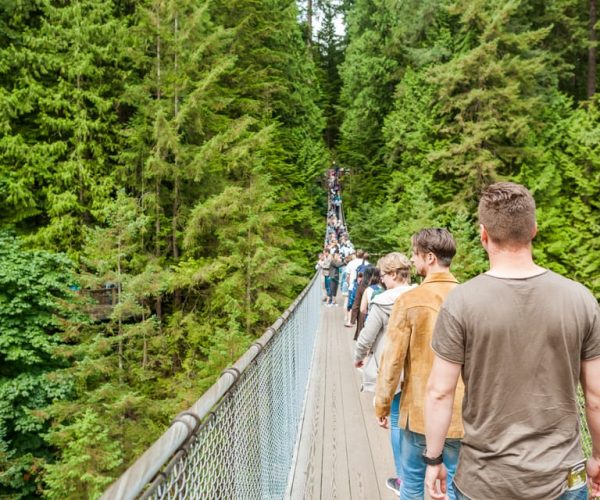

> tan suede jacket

[{"left": 374, "top": 271, "right": 464, "bottom": 438}]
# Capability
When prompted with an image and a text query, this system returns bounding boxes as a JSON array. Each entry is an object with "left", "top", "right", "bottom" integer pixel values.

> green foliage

[
  {"left": 0, "top": 232, "right": 74, "bottom": 496},
  {"left": 0, "top": 0, "right": 128, "bottom": 254},
  {"left": 314, "top": 0, "right": 346, "bottom": 147},
  {"left": 340, "top": 0, "right": 600, "bottom": 293},
  {"left": 208, "top": 0, "right": 328, "bottom": 266},
  {"left": 337, "top": 0, "right": 400, "bottom": 192},
  {"left": 3, "top": 0, "right": 598, "bottom": 496},
  {"left": 520, "top": 95, "right": 600, "bottom": 296},
  {"left": 1, "top": 0, "right": 327, "bottom": 495},
  {"left": 43, "top": 410, "right": 122, "bottom": 500},
  {"left": 429, "top": 0, "right": 554, "bottom": 200}
]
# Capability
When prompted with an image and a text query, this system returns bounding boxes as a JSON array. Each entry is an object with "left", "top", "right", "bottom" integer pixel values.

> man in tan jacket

[{"left": 375, "top": 228, "right": 464, "bottom": 499}]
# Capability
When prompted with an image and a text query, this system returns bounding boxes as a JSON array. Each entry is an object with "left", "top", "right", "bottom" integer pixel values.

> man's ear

[
  {"left": 532, "top": 222, "right": 538, "bottom": 239},
  {"left": 480, "top": 224, "right": 489, "bottom": 249}
]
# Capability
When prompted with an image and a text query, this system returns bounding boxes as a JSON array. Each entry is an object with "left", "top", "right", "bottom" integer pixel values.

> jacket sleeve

[
  {"left": 374, "top": 298, "right": 412, "bottom": 418},
  {"left": 354, "top": 305, "right": 384, "bottom": 362},
  {"left": 351, "top": 285, "right": 365, "bottom": 323}
]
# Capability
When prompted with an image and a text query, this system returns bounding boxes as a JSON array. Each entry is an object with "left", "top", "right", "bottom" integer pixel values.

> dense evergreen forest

[{"left": 0, "top": 0, "right": 598, "bottom": 497}]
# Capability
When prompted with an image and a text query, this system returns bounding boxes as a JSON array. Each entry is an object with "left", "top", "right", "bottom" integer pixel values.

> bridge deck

[{"left": 288, "top": 301, "right": 397, "bottom": 500}]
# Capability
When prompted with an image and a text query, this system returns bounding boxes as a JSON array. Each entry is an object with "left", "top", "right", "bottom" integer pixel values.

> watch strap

[{"left": 422, "top": 451, "right": 443, "bottom": 465}]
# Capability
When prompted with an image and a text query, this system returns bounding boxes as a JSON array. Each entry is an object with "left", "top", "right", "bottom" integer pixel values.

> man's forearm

[
  {"left": 582, "top": 357, "right": 600, "bottom": 459},
  {"left": 425, "top": 381, "right": 455, "bottom": 457},
  {"left": 586, "top": 390, "right": 600, "bottom": 459}
]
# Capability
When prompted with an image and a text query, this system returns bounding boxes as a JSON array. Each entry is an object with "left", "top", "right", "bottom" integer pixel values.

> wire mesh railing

[{"left": 101, "top": 272, "right": 322, "bottom": 500}]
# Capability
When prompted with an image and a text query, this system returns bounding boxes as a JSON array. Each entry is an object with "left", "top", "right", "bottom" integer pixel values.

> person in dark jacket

[
  {"left": 352, "top": 266, "right": 379, "bottom": 340},
  {"left": 327, "top": 251, "right": 344, "bottom": 306}
]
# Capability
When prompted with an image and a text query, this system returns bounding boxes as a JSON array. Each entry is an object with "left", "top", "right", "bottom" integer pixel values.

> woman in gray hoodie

[{"left": 353, "top": 252, "right": 414, "bottom": 496}]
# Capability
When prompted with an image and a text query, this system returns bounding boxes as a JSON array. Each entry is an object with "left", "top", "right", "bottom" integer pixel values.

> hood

[{"left": 372, "top": 283, "right": 416, "bottom": 307}]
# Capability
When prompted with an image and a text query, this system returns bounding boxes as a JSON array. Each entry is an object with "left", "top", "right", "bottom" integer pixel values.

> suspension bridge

[
  {"left": 101, "top": 269, "right": 402, "bottom": 499},
  {"left": 100, "top": 188, "right": 593, "bottom": 500},
  {"left": 100, "top": 274, "right": 594, "bottom": 499}
]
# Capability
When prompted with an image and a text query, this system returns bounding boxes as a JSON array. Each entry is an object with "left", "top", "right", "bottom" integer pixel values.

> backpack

[
  {"left": 352, "top": 259, "right": 368, "bottom": 290},
  {"left": 356, "top": 259, "right": 369, "bottom": 277}
]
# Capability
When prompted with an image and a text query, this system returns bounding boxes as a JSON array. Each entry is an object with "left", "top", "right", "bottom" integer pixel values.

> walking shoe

[{"left": 385, "top": 478, "right": 401, "bottom": 496}]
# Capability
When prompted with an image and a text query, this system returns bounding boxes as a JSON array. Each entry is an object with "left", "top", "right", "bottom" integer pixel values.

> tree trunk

[
  {"left": 142, "top": 308, "right": 147, "bottom": 369},
  {"left": 246, "top": 250, "right": 252, "bottom": 336},
  {"left": 117, "top": 233, "right": 123, "bottom": 371},
  {"left": 155, "top": 2, "right": 163, "bottom": 325},
  {"left": 588, "top": 0, "right": 597, "bottom": 98},
  {"left": 172, "top": 11, "right": 182, "bottom": 309},
  {"left": 307, "top": 0, "right": 312, "bottom": 47}
]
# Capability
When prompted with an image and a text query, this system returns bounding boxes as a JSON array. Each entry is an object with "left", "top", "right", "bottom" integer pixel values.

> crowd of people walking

[{"left": 316, "top": 169, "right": 600, "bottom": 500}]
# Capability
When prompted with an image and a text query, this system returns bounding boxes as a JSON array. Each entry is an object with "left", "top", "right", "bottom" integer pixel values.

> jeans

[
  {"left": 453, "top": 481, "right": 588, "bottom": 500},
  {"left": 324, "top": 276, "right": 331, "bottom": 300},
  {"left": 390, "top": 393, "right": 401, "bottom": 479},
  {"left": 559, "top": 484, "right": 589, "bottom": 500},
  {"left": 399, "top": 427, "right": 461, "bottom": 500},
  {"left": 340, "top": 267, "right": 349, "bottom": 295}
]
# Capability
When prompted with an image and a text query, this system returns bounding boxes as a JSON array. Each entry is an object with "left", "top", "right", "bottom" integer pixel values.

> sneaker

[{"left": 385, "top": 478, "right": 401, "bottom": 496}]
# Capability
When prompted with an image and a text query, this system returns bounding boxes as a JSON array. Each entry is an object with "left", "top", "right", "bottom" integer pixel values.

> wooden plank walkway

[{"left": 288, "top": 302, "right": 398, "bottom": 500}]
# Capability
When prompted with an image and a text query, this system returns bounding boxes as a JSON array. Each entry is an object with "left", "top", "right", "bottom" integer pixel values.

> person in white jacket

[{"left": 354, "top": 252, "right": 415, "bottom": 497}]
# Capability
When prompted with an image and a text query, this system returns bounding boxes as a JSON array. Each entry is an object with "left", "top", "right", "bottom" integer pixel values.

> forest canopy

[{"left": 0, "top": 0, "right": 598, "bottom": 497}]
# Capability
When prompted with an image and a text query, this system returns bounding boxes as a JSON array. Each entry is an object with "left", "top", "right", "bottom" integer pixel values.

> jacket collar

[{"left": 421, "top": 271, "right": 458, "bottom": 285}]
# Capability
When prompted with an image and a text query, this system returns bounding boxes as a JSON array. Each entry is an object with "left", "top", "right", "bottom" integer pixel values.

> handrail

[{"left": 102, "top": 271, "right": 321, "bottom": 500}]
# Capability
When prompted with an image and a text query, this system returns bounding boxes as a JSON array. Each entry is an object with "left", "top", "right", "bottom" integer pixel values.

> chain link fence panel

[{"left": 102, "top": 273, "right": 322, "bottom": 500}]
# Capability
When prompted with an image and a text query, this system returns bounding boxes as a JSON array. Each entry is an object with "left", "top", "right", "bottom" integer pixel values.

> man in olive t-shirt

[{"left": 422, "top": 182, "right": 600, "bottom": 500}]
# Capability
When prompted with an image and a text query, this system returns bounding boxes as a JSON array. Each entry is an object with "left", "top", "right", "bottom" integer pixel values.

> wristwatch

[{"left": 422, "top": 450, "right": 443, "bottom": 465}]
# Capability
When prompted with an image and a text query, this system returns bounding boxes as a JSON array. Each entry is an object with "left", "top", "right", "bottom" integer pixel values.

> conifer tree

[
  {"left": 43, "top": 410, "right": 122, "bottom": 499},
  {"left": 519, "top": 95, "right": 600, "bottom": 296},
  {"left": 314, "top": 0, "right": 345, "bottom": 147},
  {"left": 120, "top": 0, "right": 238, "bottom": 322},
  {"left": 205, "top": 0, "right": 328, "bottom": 264},
  {"left": 337, "top": 0, "right": 400, "bottom": 183},
  {"left": 0, "top": 0, "right": 128, "bottom": 254},
  {"left": 429, "top": 0, "right": 554, "bottom": 201}
]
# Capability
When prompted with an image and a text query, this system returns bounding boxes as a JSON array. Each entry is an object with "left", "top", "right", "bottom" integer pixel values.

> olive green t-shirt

[{"left": 432, "top": 270, "right": 600, "bottom": 499}]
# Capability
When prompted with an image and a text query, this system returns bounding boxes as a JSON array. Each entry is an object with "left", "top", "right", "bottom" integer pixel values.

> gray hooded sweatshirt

[{"left": 353, "top": 283, "right": 415, "bottom": 392}]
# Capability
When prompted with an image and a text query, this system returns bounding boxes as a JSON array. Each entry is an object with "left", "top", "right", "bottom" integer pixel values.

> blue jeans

[
  {"left": 399, "top": 427, "right": 461, "bottom": 500},
  {"left": 453, "top": 481, "right": 588, "bottom": 499},
  {"left": 324, "top": 276, "right": 331, "bottom": 299},
  {"left": 390, "top": 393, "right": 401, "bottom": 479},
  {"left": 559, "top": 485, "right": 589, "bottom": 499}
]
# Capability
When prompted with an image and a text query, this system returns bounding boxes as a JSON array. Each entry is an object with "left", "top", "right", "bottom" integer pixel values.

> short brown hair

[
  {"left": 412, "top": 228, "right": 456, "bottom": 267},
  {"left": 478, "top": 182, "right": 536, "bottom": 246},
  {"left": 377, "top": 252, "right": 411, "bottom": 280}
]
